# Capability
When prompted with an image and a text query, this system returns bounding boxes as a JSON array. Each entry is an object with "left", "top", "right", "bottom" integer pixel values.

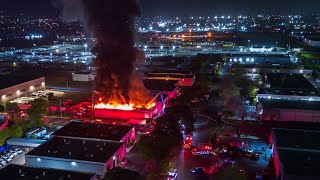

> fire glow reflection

[{"left": 94, "top": 102, "right": 156, "bottom": 111}]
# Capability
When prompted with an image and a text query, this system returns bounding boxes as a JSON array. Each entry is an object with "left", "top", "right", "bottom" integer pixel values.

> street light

[{"left": 91, "top": 91, "right": 100, "bottom": 120}]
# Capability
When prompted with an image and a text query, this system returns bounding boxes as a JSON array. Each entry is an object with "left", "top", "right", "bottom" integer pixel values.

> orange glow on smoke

[{"left": 94, "top": 102, "right": 156, "bottom": 111}]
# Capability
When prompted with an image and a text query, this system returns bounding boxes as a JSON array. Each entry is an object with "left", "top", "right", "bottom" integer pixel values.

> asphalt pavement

[{"left": 173, "top": 118, "right": 217, "bottom": 180}]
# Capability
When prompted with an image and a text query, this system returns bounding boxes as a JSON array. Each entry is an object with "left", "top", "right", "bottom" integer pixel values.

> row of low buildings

[
  {"left": 271, "top": 128, "right": 320, "bottom": 180},
  {"left": 229, "top": 48, "right": 320, "bottom": 180},
  {"left": 257, "top": 73, "right": 320, "bottom": 122},
  {"left": 0, "top": 75, "right": 46, "bottom": 105},
  {"left": 0, "top": 121, "right": 136, "bottom": 178},
  {"left": 72, "top": 71, "right": 196, "bottom": 87}
]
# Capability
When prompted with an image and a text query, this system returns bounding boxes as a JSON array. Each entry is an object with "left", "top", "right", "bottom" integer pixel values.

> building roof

[
  {"left": 6, "top": 138, "right": 46, "bottom": 148},
  {"left": 260, "top": 99, "right": 320, "bottom": 110},
  {"left": 265, "top": 73, "right": 315, "bottom": 89},
  {"left": 143, "top": 79, "right": 178, "bottom": 92},
  {"left": 273, "top": 128, "right": 320, "bottom": 150},
  {"left": 52, "top": 121, "right": 133, "bottom": 142},
  {"left": 0, "top": 75, "right": 44, "bottom": 90},
  {"left": 258, "top": 73, "right": 320, "bottom": 96},
  {"left": 27, "top": 137, "right": 123, "bottom": 163},
  {"left": 273, "top": 128, "right": 320, "bottom": 178},
  {"left": 74, "top": 71, "right": 93, "bottom": 75},
  {"left": 277, "top": 149, "right": 320, "bottom": 178},
  {"left": 145, "top": 72, "right": 195, "bottom": 79},
  {"left": 0, "top": 164, "right": 95, "bottom": 180}
]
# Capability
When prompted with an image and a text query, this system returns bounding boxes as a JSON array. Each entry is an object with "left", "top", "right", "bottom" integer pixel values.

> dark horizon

[{"left": 0, "top": 0, "right": 320, "bottom": 17}]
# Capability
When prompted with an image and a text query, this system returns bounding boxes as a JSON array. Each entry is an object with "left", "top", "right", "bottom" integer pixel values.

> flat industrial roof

[
  {"left": 27, "top": 137, "right": 123, "bottom": 163},
  {"left": 74, "top": 71, "right": 93, "bottom": 75},
  {"left": 0, "top": 75, "right": 44, "bottom": 90},
  {"left": 258, "top": 73, "right": 320, "bottom": 96},
  {"left": 260, "top": 99, "right": 320, "bottom": 110},
  {"left": 273, "top": 128, "right": 320, "bottom": 178},
  {"left": 143, "top": 79, "right": 178, "bottom": 91},
  {"left": 273, "top": 128, "right": 320, "bottom": 150},
  {"left": 145, "top": 72, "right": 195, "bottom": 79},
  {"left": 266, "top": 73, "right": 315, "bottom": 89},
  {"left": 52, "top": 121, "right": 133, "bottom": 142},
  {"left": 0, "top": 164, "right": 95, "bottom": 180},
  {"left": 277, "top": 149, "right": 320, "bottom": 178}
]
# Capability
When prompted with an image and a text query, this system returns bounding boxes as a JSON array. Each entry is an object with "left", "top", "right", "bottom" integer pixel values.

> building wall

[
  {"left": 271, "top": 138, "right": 283, "bottom": 180},
  {"left": 145, "top": 76, "right": 195, "bottom": 86},
  {"left": 303, "top": 38, "right": 320, "bottom": 47},
  {"left": 241, "top": 68, "right": 313, "bottom": 77},
  {"left": 72, "top": 74, "right": 94, "bottom": 82},
  {"left": 120, "top": 128, "right": 135, "bottom": 146},
  {"left": 104, "top": 144, "right": 126, "bottom": 173},
  {"left": 25, "top": 155, "right": 105, "bottom": 176},
  {"left": 263, "top": 108, "right": 320, "bottom": 122},
  {"left": 258, "top": 94, "right": 320, "bottom": 102},
  {"left": 0, "top": 77, "right": 45, "bottom": 104}
]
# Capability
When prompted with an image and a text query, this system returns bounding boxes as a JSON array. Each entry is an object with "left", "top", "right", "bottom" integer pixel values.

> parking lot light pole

[{"left": 59, "top": 98, "right": 62, "bottom": 118}]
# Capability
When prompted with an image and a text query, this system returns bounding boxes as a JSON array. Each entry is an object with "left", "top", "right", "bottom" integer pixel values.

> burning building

[
  {"left": 93, "top": 93, "right": 166, "bottom": 121},
  {"left": 57, "top": 0, "right": 161, "bottom": 122}
]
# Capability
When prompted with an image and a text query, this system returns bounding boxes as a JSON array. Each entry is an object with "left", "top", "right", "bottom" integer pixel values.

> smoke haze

[{"left": 54, "top": 0, "right": 151, "bottom": 105}]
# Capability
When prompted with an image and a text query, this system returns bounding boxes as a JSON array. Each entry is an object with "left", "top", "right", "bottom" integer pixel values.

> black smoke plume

[
  {"left": 82, "top": 0, "right": 140, "bottom": 104},
  {"left": 54, "top": 0, "right": 151, "bottom": 105}
]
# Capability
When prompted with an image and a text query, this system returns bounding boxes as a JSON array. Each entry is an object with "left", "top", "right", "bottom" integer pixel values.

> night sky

[{"left": 1, "top": 0, "right": 320, "bottom": 17}]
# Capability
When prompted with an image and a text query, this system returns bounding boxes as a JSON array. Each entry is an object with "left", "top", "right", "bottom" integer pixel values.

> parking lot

[{"left": 0, "top": 147, "right": 24, "bottom": 168}]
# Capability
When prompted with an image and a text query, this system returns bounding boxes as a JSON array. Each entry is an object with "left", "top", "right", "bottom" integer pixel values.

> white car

[
  {"left": 0, "top": 160, "right": 7, "bottom": 166},
  {"left": 167, "top": 169, "right": 178, "bottom": 180},
  {"left": 3, "top": 157, "right": 11, "bottom": 162},
  {"left": 7, "top": 153, "right": 14, "bottom": 159}
]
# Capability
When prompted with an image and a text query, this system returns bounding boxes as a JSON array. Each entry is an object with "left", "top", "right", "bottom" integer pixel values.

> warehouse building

[
  {"left": 257, "top": 73, "right": 320, "bottom": 101},
  {"left": 25, "top": 137, "right": 125, "bottom": 176},
  {"left": 271, "top": 128, "right": 320, "bottom": 180},
  {"left": 72, "top": 71, "right": 95, "bottom": 82},
  {"left": 145, "top": 72, "right": 195, "bottom": 86},
  {"left": 143, "top": 79, "right": 179, "bottom": 99},
  {"left": 52, "top": 121, "right": 135, "bottom": 147},
  {"left": 0, "top": 164, "right": 97, "bottom": 180},
  {"left": 0, "top": 75, "right": 45, "bottom": 104}
]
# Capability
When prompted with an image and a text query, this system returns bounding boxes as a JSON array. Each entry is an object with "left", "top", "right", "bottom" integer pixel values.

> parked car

[
  {"left": 167, "top": 169, "right": 178, "bottom": 180},
  {"left": 251, "top": 152, "right": 259, "bottom": 160},
  {"left": 0, "top": 160, "right": 7, "bottom": 166},
  {"left": 191, "top": 167, "right": 205, "bottom": 174},
  {"left": 2, "top": 156, "right": 12, "bottom": 162}
]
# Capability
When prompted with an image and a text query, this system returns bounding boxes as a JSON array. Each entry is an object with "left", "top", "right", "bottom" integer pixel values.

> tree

[
  {"left": 0, "top": 105, "right": 4, "bottom": 112},
  {"left": 27, "top": 98, "right": 49, "bottom": 122},
  {"left": 138, "top": 114, "right": 182, "bottom": 161},
  {"left": 103, "top": 167, "right": 142, "bottom": 180},
  {"left": 166, "top": 104, "right": 195, "bottom": 133},
  {"left": 5, "top": 102, "right": 20, "bottom": 120}
]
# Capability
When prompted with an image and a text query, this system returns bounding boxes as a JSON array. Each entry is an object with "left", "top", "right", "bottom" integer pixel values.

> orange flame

[{"left": 94, "top": 102, "right": 156, "bottom": 111}]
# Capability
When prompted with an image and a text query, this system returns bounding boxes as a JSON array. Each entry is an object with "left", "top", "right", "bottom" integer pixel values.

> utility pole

[{"left": 60, "top": 98, "right": 62, "bottom": 117}]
